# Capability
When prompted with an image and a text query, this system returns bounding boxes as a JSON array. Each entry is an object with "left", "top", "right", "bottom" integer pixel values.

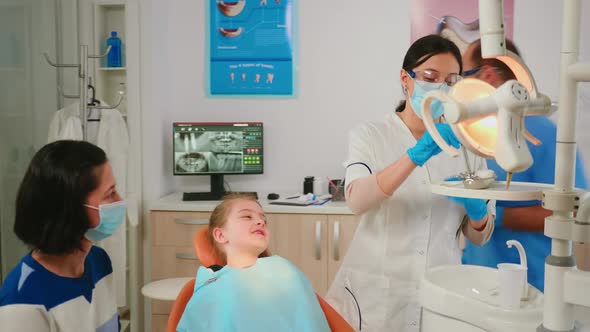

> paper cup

[{"left": 497, "top": 263, "right": 527, "bottom": 309}]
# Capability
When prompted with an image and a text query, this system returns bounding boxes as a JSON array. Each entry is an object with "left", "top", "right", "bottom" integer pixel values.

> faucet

[{"left": 506, "top": 240, "right": 528, "bottom": 300}]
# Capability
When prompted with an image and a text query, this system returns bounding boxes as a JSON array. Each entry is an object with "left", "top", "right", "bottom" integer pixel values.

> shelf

[
  {"left": 431, "top": 181, "right": 554, "bottom": 201},
  {"left": 93, "top": 3, "right": 127, "bottom": 111}
]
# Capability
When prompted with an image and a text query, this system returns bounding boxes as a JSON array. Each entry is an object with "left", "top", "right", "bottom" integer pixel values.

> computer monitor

[{"left": 173, "top": 122, "right": 263, "bottom": 201}]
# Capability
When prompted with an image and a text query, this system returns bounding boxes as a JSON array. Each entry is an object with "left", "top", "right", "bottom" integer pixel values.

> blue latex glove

[
  {"left": 407, "top": 123, "right": 461, "bottom": 166},
  {"left": 452, "top": 196, "right": 488, "bottom": 220},
  {"left": 446, "top": 177, "right": 488, "bottom": 220}
]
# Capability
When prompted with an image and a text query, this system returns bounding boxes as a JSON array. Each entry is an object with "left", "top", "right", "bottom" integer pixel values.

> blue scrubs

[
  {"left": 177, "top": 255, "right": 330, "bottom": 332},
  {"left": 462, "top": 116, "right": 587, "bottom": 292}
]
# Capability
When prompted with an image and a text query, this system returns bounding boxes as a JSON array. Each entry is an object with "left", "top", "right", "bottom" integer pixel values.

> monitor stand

[{"left": 182, "top": 174, "right": 258, "bottom": 201}]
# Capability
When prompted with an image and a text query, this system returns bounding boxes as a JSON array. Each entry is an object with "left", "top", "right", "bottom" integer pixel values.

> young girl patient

[{"left": 176, "top": 194, "right": 330, "bottom": 332}]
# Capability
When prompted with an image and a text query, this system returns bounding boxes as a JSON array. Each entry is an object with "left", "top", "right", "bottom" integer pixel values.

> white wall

[
  {"left": 140, "top": 0, "right": 590, "bottom": 204},
  {"left": 140, "top": 0, "right": 410, "bottom": 201}
]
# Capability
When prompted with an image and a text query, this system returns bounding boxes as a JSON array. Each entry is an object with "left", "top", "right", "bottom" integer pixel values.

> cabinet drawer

[
  {"left": 151, "top": 211, "right": 210, "bottom": 246},
  {"left": 152, "top": 299, "right": 174, "bottom": 315},
  {"left": 151, "top": 246, "right": 200, "bottom": 280},
  {"left": 152, "top": 314, "right": 169, "bottom": 332},
  {"left": 328, "top": 215, "right": 360, "bottom": 288},
  {"left": 266, "top": 214, "right": 329, "bottom": 295}
]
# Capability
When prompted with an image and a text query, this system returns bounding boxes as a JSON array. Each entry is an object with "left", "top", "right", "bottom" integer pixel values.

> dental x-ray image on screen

[
  {"left": 173, "top": 123, "right": 263, "bottom": 175},
  {"left": 174, "top": 131, "right": 244, "bottom": 173}
]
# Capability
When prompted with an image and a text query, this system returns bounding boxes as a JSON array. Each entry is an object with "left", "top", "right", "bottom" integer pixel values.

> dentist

[
  {"left": 325, "top": 35, "right": 495, "bottom": 331},
  {"left": 0, "top": 140, "right": 125, "bottom": 332}
]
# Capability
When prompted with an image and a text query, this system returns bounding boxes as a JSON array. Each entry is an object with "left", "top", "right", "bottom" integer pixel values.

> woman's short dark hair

[
  {"left": 467, "top": 38, "right": 521, "bottom": 82},
  {"left": 396, "top": 34, "right": 463, "bottom": 113},
  {"left": 14, "top": 140, "right": 108, "bottom": 255}
]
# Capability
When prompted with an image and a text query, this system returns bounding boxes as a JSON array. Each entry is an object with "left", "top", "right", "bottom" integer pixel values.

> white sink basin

[{"left": 420, "top": 264, "right": 544, "bottom": 332}]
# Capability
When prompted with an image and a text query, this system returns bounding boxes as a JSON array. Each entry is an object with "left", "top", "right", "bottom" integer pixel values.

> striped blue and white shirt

[{"left": 0, "top": 246, "right": 118, "bottom": 332}]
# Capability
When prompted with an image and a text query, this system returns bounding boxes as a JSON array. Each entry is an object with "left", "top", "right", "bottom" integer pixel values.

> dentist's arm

[
  {"left": 345, "top": 155, "right": 416, "bottom": 215},
  {"left": 461, "top": 199, "right": 495, "bottom": 245},
  {"left": 346, "top": 124, "right": 460, "bottom": 215},
  {"left": 378, "top": 123, "right": 460, "bottom": 196},
  {"left": 376, "top": 154, "right": 417, "bottom": 195}
]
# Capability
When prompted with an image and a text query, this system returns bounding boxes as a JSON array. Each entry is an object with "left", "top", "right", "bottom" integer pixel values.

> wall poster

[{"left": 208, "top": 0, "right": 295, "bottom": 96}]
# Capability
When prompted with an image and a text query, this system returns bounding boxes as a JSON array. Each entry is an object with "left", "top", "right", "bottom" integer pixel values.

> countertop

[{"left": 150, "top": 192, "right": 353, "bottom": 215}]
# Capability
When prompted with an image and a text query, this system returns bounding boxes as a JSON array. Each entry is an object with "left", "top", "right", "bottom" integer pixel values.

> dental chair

[{"left": 166, "top": 227, "right": 354, "bottom": 332}]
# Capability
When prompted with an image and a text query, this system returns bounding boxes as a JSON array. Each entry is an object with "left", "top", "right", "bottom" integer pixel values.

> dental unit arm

[
  {"left": 423, "top": 0, "right": 553, "bottom": 178},
  {"left": 421, "top": 0, "right": 590, "bottom": 330}
]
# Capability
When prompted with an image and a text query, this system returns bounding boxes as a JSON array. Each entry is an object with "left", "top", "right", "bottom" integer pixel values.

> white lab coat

[
  {"left": 47, "top": 102, "right": 83, "bottom": 142},
  {"left": 95, "top": 108, "right": 129, "bottom": 308},
  {"left": 47, "top": 105, "right": 129, "bottom": 308},
  {"left": 325, "top": 113, "right": 494, "bottom": 332}
]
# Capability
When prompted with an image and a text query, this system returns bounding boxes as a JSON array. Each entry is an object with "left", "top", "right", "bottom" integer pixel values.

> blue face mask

[
  {"left": 409, "top": 80, "right": 450, "bottom": 119},
  {"left": 84, "top": 200, "right": 127, "bottom": 242}
]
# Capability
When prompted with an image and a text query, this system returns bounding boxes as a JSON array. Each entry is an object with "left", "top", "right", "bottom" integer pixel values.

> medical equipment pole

[
  {"left": 478, "top": 0, "right": 505, "bottom": 57},
  {"left": 79, "top": 45, "right": 88, "bottom": 141},
  {"left": 541, "top": 0, "right": 582, "bottom": 330}
]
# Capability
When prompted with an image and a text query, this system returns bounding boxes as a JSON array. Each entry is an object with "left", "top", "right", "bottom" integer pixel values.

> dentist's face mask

[
  {"left": 406, "top": 69, "right": 459, "bottom": 119},
  {"left": 84, "top": 200, "right": 127, "bottom": 242}
]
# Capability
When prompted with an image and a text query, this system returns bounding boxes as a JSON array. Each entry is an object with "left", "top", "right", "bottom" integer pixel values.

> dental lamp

[
  {"left": 422, "top": 78, "right": 551, "bottom": 174},
  {"left": 421, "top": 0, "right": 590, "bottom": 331}
]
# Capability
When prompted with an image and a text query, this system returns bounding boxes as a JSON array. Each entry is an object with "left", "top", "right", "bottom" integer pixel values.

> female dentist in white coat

[{"left": 325, "top": 35, "right": 495, "bottom": 332}]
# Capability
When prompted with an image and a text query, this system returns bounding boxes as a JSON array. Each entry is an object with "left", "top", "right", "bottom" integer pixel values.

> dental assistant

[
  {"left": 325, "top": 35, "right": 495, "bottom": 332},
  {"left": 0, "top": 140, "right": 126, "bottom": 332}
]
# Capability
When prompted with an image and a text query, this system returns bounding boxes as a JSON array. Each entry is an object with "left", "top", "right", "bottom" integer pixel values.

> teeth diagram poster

[{"left": 209, "top": 0, "right": 295, "bottom": 96}]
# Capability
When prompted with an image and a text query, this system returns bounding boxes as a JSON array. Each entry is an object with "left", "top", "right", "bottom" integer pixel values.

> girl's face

[{"left": 214, "top": 199, "right": 269, "bottom": 256}]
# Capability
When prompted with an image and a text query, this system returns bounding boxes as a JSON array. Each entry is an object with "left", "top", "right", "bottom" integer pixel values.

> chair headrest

[{"left": 194, "top": 227, "right": 224, "bottom": 267}]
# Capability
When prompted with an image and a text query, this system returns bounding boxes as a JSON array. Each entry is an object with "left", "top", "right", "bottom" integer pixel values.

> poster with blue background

[{"left": 209, "top": 0, "right": 294, "bottom": 95}]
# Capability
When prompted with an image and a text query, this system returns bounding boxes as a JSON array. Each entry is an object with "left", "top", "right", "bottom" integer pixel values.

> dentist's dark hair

[
  {"left": 396, "top": 34, "right": 462, "bottom": 113},
  {"left": 14, "top": 140, "right": 108, "bottom": 255}
]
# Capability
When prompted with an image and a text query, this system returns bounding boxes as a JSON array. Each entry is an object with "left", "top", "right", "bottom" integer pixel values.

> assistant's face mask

[
  {"left": 408, "top": 79, "right": 450, "bottom": 119},
  {"left": 84, "top": 200, "right": 127, "bottom": 242}
]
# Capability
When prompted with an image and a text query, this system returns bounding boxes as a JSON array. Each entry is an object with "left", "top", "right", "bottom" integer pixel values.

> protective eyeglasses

[
  {"left": 407, "top": 69, "right": 463, "bottom": 87},
  {"left": 463, "top": 67, "right": 482, "bottom": 77}
]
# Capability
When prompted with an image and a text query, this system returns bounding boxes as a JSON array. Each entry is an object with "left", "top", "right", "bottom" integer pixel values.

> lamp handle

[
  {"left": 422, "top": 90, "right": 461, "bottom": 158},
  {"left": 524, "top": 129, "right": 542, "bottom": 146}
]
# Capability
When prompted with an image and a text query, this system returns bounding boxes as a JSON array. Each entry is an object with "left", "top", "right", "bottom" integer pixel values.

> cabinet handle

[
  {"left": 174, "top": 218, "right": 209, "bottom": 225},
  {"left": 175, "top": 253, "right": 198, "bottom": 260},
  {"left": 333, "top": 221, "right": 340, "bottom": 261},
  {"left": 315, "top": 221, "right": 322, "bottom": 260}
]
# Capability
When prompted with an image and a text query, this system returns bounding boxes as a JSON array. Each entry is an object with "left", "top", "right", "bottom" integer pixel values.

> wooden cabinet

[
  {"left": 266, "top": 213, "right": 359, "bottom": 296},
  {"left": 327, "top": 215, "right": 360, "bottom": 288},
  {"left": 148, "top": 209, "right": 359, "bottom": 332},
  {"left": 576, "top": 243, "right": 590, "bottom": 271},
  {"left": 150, "top": 211, "right": 211, "bottom": 332},
  {"left": 266, "top": 214, "right": 329, "bottom": 294}
]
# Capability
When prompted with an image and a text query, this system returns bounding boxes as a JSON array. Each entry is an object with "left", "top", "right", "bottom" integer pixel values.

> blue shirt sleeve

[{"left": 525, "top": 116, "right": 587, "bottom": 188}]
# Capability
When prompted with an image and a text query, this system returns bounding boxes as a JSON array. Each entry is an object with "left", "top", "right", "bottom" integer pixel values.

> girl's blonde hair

[{"left": 207, "top": 193, "right": 270, "bottom": 265}]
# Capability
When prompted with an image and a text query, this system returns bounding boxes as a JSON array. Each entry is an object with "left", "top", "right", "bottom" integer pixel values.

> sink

[{"left": 420, "top": 264, "right": 544, "bottom": 332}]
